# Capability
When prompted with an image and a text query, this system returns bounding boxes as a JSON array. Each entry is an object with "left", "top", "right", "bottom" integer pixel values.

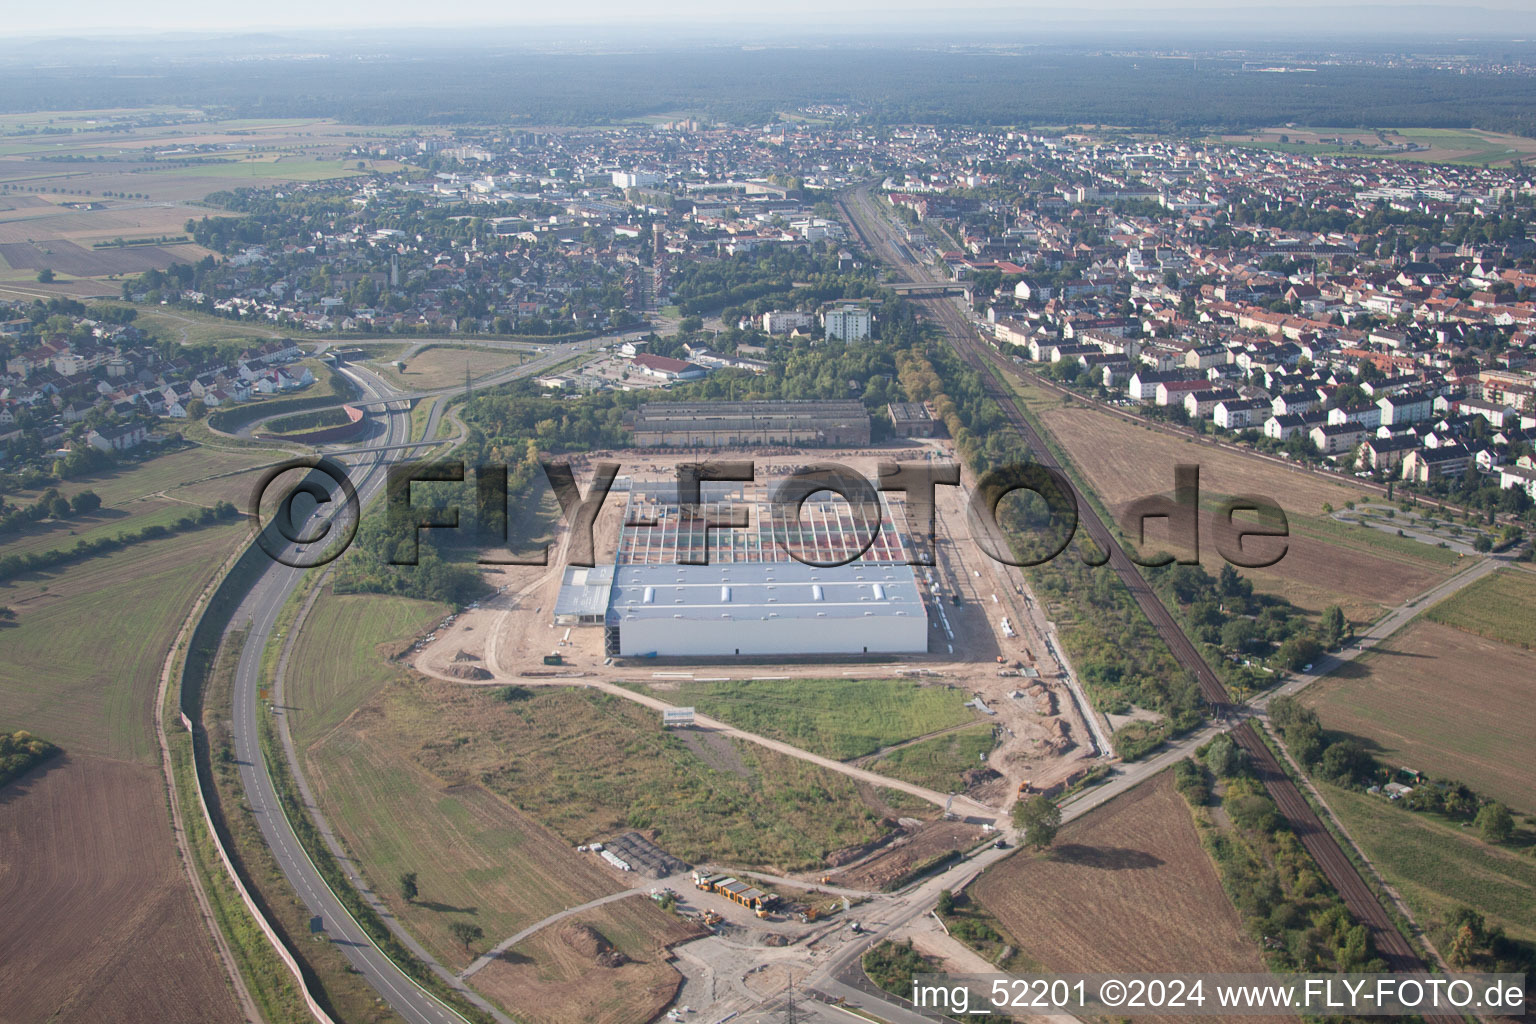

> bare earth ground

[
  {"left": 829, "top": 819, "right": 985, "bottom": 890},
  {"left": 468, "top": 898, "right": 707, "bottom": 1024},
  {"left": 1032, "top": 399, "right": 1447, "bottom": 620},
  {"left": 0, "top": 755, "right": 240, "bottom": 1024},
  {"left": 1301, "top": 619, "right": 1536, "bottom": 813},
  {"left": 971, "top": 774, "right": 1278, "bottom": 1024}
]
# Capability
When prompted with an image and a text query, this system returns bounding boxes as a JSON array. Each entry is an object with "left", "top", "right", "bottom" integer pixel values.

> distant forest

[{"left": 4, "top": 49, "right": 1536, "bottom": 135}]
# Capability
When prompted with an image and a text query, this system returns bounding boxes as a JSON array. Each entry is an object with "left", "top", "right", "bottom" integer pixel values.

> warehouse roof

[{"left": 606, "top": 560, "right": 924, "bottom": 625}]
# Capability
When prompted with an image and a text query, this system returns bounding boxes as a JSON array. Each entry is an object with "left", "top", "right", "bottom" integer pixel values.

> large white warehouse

[
  {"left": 567, "top": 481, "right": 931, "bottom": 658},
  {"left": 605, "top": 560, "right": 927, "bottom": 657}
]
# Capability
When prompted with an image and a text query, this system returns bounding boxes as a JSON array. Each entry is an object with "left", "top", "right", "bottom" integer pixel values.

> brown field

[
  {"left": 0, "top": 755, "right": 240, "bottom": 1024},
  {"left": 469, "top": 899, "right": 706, "bottom": 1024},
  {"left": 1301, "top": 619, "right": 1536, "bottom": 812},
  {"left": 0, "top": 239, "right": 205, "bottom": 276},
  {"left": 971, "top": 774, "right": 1275, "bottom": 1023},
  {"left": 1030, "top": 393, "right": 1449, "bottom": 620}
]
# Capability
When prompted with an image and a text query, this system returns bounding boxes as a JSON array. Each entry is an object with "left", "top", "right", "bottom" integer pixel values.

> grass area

[
  {"left": 376, "top": 677, "right": 910, "bottom": 872},
  {"left": 636, "top": 677, "right": 978, "bottom": 760},
  {"left": 868, "top": 723, "right": 997, "bottom": 792},
  {"left": 411, "top": 395, "right": 442, "bottom": 443},
  {"left": 165, "top": 728, "right": 316, "bottom": 1024},
  {"left": 1322, "top": 781, "right": 1536, "bottom": 945},
  {"left": 147, "top": 158, "right": 374, "bottom": 183},
  {"left": 1424, "top": 568, "right": 1536, "bottom": 649},
  {"left": 307, "top": 724, "right": 624, "bottom": 970},
  {"left": 368, "top": 344, "right": 528, "bottom": 391},
  {"left": 125, "top": 304, "right": 290, "bottom": 347},
  {"left": 285, "top": 589, "right": 446, "bottom": 751},
  {"left": 471, "top": 898, "right": 704, "bottom": 1024},
  {"left": 0, "top": 522, "right": 246, "bottom": 761},
  {"left": 9, "top": 443, "right": 275, "bottom": 508},
  {"left": 1271, "top": 506, "right": 1462, "bottom": 568},
  {"left": 1007, "top": 373, "right": 1451, "bottom": 623},
  {"left": 1214, "top": 127, "right": 1536, "bottom": 167},
  {"left": 1302, "top": 619, "right": 1536, "bottom": 813}
]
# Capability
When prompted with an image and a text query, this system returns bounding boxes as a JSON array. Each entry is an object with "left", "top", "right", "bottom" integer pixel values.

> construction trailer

[{"left": 691, "top": 871, "right": 777, "bottom": 914}]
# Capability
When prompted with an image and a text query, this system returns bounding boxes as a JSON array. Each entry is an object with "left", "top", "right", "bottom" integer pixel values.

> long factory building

[{"left": 555, "top": 480, "right": 929, "bottom": 657}]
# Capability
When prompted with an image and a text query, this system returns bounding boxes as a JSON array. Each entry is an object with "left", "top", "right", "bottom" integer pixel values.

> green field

[
  {"left": 0, "top": 447, "right": 270, "bottom": 758},
  {"left": 1322, "top": 782, "right": 1536, "bottom": 946},
  {"left": 56, "top": 444, "right": 276, "bottom": 507},
  {"left": 637, "top": 677, "right": 979, "bottom": 760},
  {"left": 1278, "top": 507, "right": 1463, "bottom": 568},
  {"left": 868, "top": 723, "right": 997, "bottom": 791},
  {"left": 1215, "top": 127, "right": 1536, "bottom": 167},
  {"left": 307, "top": 722, "right": 624, "bottom": 970},
  {"left": 1425, "top": 569, "right": 1536, "bottom": 649},
  {"left": 369, "top": 676, "right": 916, "bottom": 872},
  {"left": 0, "top": 523, "right": 245, "bottom": 760},
  {"left": 124, "top": 305, "right": 292, "bottom": 348},
  {"left": 153, "top": 158, "right": 372, "bottom": 183},
  {"left": 1, "top": 499, "right": 200, "bottom": 559},
  {"left": 285, "top": 590, "right": 446, "bottom": 751}
]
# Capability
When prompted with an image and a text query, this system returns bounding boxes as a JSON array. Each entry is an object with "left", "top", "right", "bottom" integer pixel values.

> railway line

[{"left": 835, "top": 186, "right": 1428, "bottom": 975}]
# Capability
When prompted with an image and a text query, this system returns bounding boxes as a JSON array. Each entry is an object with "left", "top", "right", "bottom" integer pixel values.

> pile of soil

[
  {"left": 1039, "top": 718, "right": 1075, "bottom": 756},
  {"left": 961, "top": 766, "right": 1002, "bottom": 788},
  {"left": 452, "top": 649, "right": 481, "bottom": 662},
  {"left": 561, "top": 923, "right": 629, "bottom": 968},
  {"left": 444, "top": 664, "right": 492, "bottom": 680}
]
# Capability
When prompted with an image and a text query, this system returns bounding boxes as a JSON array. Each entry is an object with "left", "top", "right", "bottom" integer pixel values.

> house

[
  {"left": 1310, "top": 422, "right": 1369, "bottom": 457},
  {"left": 1359, "top": 434, "right": 1418, "bottom": 471},
  {"left": 1271, "top": 392, "right": 1319, "bottom": 416},
  {"left": 86, "top": 422, "right": 148, "bottom": 452},
  {"left": 1378, "top": 390, "right": 1435, "bottom": 427},
  {"left": 1265, "top": 411, "right": 1325, "bottom": 441},
  {"left": 1402, "top": 444, "right": 1473, "bottom": 483},
  {"left": 1213, "top": 397, "right": 1273, "bottom": 431},
  {"left": 1187, "top": 386, "right": 1240, "bottom": 420},
  {"left": 1497, "top": 462, "right": 1536, "bottom": 499},
  {"left": 1328, "top": 402, "right": 1382, "bottom": 429},
  {"left": 1155, "top": 378, "right": 1214, "bottom": 407},
  {"left": 888, "top": 402, "right": 937, "bottom": 437},
  {"left": 1129, "top": 369, "right": 1198, "bottom": 403},
  {"left": 822, "top": 305, "right": 872, "bottom": 342}
]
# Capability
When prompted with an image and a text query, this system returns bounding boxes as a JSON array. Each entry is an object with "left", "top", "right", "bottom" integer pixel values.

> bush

[{"left": 0, "top": 729, "right": 60, "bottom": 787}]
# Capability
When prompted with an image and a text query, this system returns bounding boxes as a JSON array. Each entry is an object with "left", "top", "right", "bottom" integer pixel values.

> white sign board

[{"left": 662, "top": 707, "right": 696, "bottom": 728}]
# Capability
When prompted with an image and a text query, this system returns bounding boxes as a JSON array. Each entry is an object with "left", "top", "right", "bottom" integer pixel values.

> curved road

[{"left": 222, "top": 341, "right": 599, "bottom": 1024}]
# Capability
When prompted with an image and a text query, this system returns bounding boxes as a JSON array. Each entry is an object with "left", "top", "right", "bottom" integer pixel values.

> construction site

[
  {"left": 415, "top": 441, "right": 1113, "bottom": 816},
  {"left": 393, "top": 438, "right": 1127, "bottom": 1024}
]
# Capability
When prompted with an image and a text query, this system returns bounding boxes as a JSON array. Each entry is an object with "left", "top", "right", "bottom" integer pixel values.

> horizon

[{"left": 10, "top": 2, "right": 1536, "bottom": 40}]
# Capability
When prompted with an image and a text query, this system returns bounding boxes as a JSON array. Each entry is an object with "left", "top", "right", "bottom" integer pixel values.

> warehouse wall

[{"left": 615, "top": 610, "right": 926, "bottom": 656}]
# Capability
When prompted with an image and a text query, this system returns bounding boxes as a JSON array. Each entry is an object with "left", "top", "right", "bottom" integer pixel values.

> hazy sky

[{"left": 13, "top": 0, "right": 1536, "bottom": 36}]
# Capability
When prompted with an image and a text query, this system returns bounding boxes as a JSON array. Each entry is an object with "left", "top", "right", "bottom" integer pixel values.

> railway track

[{"left": 836, "top": 187, "right": 1428, "bottom": 976}]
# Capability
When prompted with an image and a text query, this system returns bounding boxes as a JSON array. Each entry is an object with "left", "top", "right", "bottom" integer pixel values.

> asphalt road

[{"left": 222, "top": 342, "right": 597, "bottom": 1024}]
